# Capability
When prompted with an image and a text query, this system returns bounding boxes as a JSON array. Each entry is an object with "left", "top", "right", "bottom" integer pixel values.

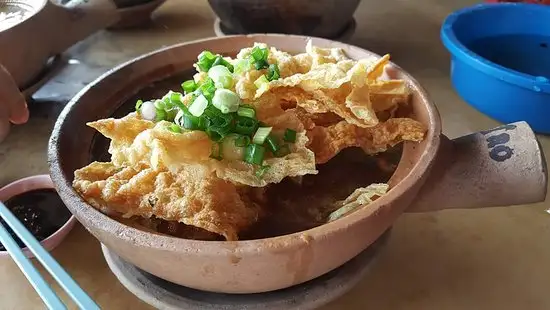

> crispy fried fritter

[
  {"left": 73, "top": 162, "right": 260, "bottom": 240},
  {"left": 306, "top": 118, "right": 426, "bottom": 164}
]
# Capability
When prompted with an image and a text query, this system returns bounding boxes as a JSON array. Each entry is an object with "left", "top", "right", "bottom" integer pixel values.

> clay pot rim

[
  {"left": 0, "top": 174, "right": 77, "bottom": 258},
  {"left": 48, "top": 34, "right": 441, "bottom": 255}
]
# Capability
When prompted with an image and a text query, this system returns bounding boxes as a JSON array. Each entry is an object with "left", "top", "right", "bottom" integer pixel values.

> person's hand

[
  {"left": 0, "top": 64, "right": 29, "bottom": 125},
  {"left": 0, "top": 64, "right": 29, "bottom": 143}
]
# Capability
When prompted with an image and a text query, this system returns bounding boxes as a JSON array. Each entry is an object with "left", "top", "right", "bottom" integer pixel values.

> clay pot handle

[{"left": 406, "top": 121, "right": 547, "bottom": 212}]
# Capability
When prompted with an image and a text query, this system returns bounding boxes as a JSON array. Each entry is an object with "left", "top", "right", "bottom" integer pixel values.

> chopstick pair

[{"left": 0, "top": 201, "right": 99, "bottom": 310}]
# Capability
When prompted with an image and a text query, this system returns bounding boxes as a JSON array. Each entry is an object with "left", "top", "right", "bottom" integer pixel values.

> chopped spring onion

[
  {"left": 135, "top": 99, "right": 143, "bottom": 111},
  {"left": 196, "top": 50, "right": 217, "bottom": 72},
  {"left": 165, "top": 108, "right": 178, "bottom": 122},
  {"left": 212, "top": 89, "right": 240, "bottom": 114},
  {"left": 266, "top": 64, "right": 280, "bottom": 81},
  {"left": 250, "top": 46, "right": 269, "bottom": 70},
  {"left": 250, "top": 46, "right": 268, "bottom": 62},
  {"left": 234, "top": 135, "right": 251, "bottom": 147},
  {"left": 264, "top": 135, "right": 279, "bottom": 153},
  {"left": 206, "top": 128, "right": 225, "bottom": 142},
  {"left": 234, "top": 59, "right": 251, "bottom": 75},
  {"left": 161, "top": 91, "right": 186, "bottom": 111},
  {"left": 195, "top": 78, "right": 216, "bottom": 101},
  {"left": 205, "top": 112, "right": 234, "bottom": 140},
  {"left": 189, "top": 94, "right": 208, "bottom": 117},
  {"left": 154, "top": 99, "right": 165, "bottom": 110},
  {"left": 222, "top": 135, "right": 246, "bottom": 161},
  {"left": 181, "top": 80, "right": 198, "bottom": 93},
  {"left": 283, "top": 128, "right": 297, "bottom": 142},
  {"left": 175, "top": 110, "right": 206, "bottom": 130},
  {"left": 140, "top": 101, "right": 156, "bottom": 121},
  {"left": 210, "top": 142, "right": 223, "bottom": 160},
  {"left": 169, "top": 123, "right": 182, "bottom": 133},
  {"left": 274, "top": 144, "right": 291, "bottom": 157},
  {"left": 155, "top": 108, "right": 167, "bottom": 121},
  {"left": 252, "top": 127, "right": 272, "bottom": 145},
  {"left": 244, "top": 144, "right": 266, "bottom": 165},
  {"left": 237, "top": 106, "right": 255, "bottom": 119},
  {"left": 235, "top": 116, "right": 258, "bottom": 136},
  {"left": 256, "top": 165, "right": 270, "bottom": 178},
  {"left": 254, "top": 75, "right": 269, "bottom": 89},
  {"left": 208, "top": 65, "right": 234, "bottom": 89},
  {"left": 212, "top": 56, "right": 235, "bottom": 73},
  {"left": 254, "top": 61, "right": 269, "bottom": 70}
]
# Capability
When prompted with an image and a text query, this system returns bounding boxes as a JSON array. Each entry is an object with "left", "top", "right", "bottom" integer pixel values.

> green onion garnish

[
  {"left": 250, "top": 46, "right": 268, "bottom": 62},
  {"left": 256, "top": 165, "right": 270, "bottom": 178},
  {"left": 139, "top": 101, "right": 156, "bottom": 120},
  {"left": 208, "top": 65, "right": 234, "bottom": 89},
  {"left": 274, "top": 144, "right": 291, "bottom": 157},
  {"left": 181, "top": 80, "right": 197, "bottom": 94},
  {"left": 250, "top": 46, "right": 269, "bottom": 70},
  {"left": 135, "top": 99, "right": 143, "bottom": 111},
  {"left": 212, "top": 56, "right": 235, "bottom": 73},
  {"left": 237, "top": 106, "right": 255, "bottom": 119},
  {"left": 234, "top": 59, "right": 251, "bottom": 75},
  {"left": 234, "top": 135, "right": 250, "bottom": 147},
  {"left": 254, "top": 75, "right": 269, "bottom": 89},
  {"left": 155, "top": 108, "right": 167, "bottom": 122},
  {"left": 169, "top": 123, "right": 182, "bottom": 133},
  {"left": 175, "top": 107, "right": 207, "bottom": 130},
  {"left": 195, "top": 78, "right": 216, "bottom": 101},
  {"left": 212, "top": 89, "right": 240, "bottom": 114},
  {"left": 235, "top": 116, "right": 258, "bottom": 136},
  {"left": 252, "top": 127, "right": 272, "bottom": 145},
  {"left": 244, "top": 144, "right": 265, "bottom": 165},
  {"left": 266, "top": 64, "right": 280, "bottom": 81},
  {"left": 206, "top": 128, "right": 225, "bottom": 142},
  {"left": 210, "top": 142, "right": 223, "bottom": 160},
  {"left": 221, "top": 134, "right": 246, "bottom": 161},
  {"left": 283, "top": 128, "right": 297, "bottom": 142},
  {"left": 154, "top": 99, "right": 165, "bottom": 110},
  {"left": 206, "top": 110, "right": 234, "bottom": 130},
  {"left": 264, "top": 135, "right": 279, "bottom": 153},
  {"left": 189, "top": 94, "right": 208, "bottom": 117},
  {"left": 165, "top": 108, "right": 178, "bottom": 122},
  {"left": 196, "top": 50, "right": 217, "bottom": 72}
]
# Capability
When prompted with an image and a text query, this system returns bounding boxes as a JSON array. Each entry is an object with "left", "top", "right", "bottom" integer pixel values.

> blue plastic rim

[{"left": 441, "top": 3, "right": 550, "bottom": 134}]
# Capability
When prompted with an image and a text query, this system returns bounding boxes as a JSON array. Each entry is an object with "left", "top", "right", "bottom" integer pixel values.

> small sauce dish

[{"left": 0, "top": 175, "right": 76, "bottom": 258}]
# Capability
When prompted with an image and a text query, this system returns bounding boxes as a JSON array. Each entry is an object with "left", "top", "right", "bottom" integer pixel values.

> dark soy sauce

[{"left": 0, "top": 189, "right": 72, "bottom": 251}]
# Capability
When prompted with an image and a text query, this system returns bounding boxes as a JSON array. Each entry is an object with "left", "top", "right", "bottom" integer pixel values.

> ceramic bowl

[
  {"left": 441, "top": 3, "right": 550, "bottom": 134},
  {"left": 0, "top": 175, "right": 77, "bottom": 258},
  {"left": 48, "top": 35, "right": 547, "bottom": 294},
  {"left": 207, "top": 0, "right": 360, "bottom": 38}
]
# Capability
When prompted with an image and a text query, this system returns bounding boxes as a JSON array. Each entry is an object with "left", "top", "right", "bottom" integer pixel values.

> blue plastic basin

[{"left": 441, "top": 3, "right": 550, "bottom": 134}]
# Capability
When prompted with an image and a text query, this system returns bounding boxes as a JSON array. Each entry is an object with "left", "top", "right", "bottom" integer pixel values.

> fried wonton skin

[
  {"left": 87, "top": 112, "right": 317, "bottom": 187},
  {"left": 306, "top": 118, "right": 426, "bottom": 164},
  {"left": 73, "top": 162, "right": 260, "bottom": 240}
]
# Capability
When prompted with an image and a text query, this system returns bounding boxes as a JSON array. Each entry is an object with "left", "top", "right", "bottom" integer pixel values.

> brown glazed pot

[
  {"left": 48, "top": 35, "right": 548, "bottom": 294},
  {"left": 207, "top": 0, "right": 360, "bottom": 38}
]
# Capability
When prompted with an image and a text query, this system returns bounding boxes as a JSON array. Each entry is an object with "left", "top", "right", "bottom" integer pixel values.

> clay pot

[
  {"left": 108, "top": 0, "right": 166, "bottom": 29},
  {"left": 48, "top": 35, "right": 548, "bottom": 294},
  {"left": 0, "top": 0, "right": 119, "bottom": 142},
  {"left": 207, "top": 0, "right": 360, "bottom": 38}
]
